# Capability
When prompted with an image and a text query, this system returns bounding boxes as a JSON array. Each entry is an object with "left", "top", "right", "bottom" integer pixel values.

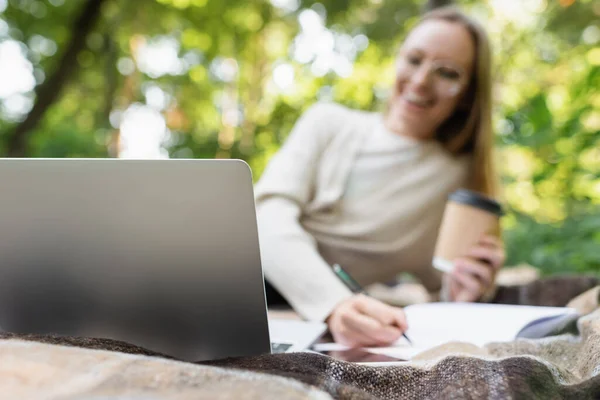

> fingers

[
  {"left": 451, "top": 268, "right": 482, "bottom": 302},
  {"left": 391, "top": 307, "right": 408, "bottom": 332},
  {"left": 342, "top": 311, "right": 402, "bottom": 345},
  {"left": 332, "top": 319, "right": 381, "bottom": 347},
  {"left": 455, "top": 258, "right": 494, "bottom": 289},
  {"left": 354, "top": 295, "right": 408, "bottom": 331},
  {"left": 449, "top": 234, "right": 504, "bottom": 303},
  {"left": 353, "top": 295, "right": 395, "bottom": 325},
  {"left": 479, "top": 234, "right": 502, "bottom": 247},
  {"left": 328, "top": 302, "right": 374, "bottom": 347},
  {"left": 468, "top": 245, "right": 504, "bottom": 270},
  {"left": 328, "top": 295, "right": 407, "bottom": 347},
  {"left": 472, "top": 235, "right": 506, "bottom": 270}
]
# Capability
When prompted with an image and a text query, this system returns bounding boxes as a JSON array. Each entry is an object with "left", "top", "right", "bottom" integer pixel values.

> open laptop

[{"left": 0, "top": 158, "right": 324, "bottom": 361}]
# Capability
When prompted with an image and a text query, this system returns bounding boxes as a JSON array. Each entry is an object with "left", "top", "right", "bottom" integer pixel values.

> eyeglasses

[{"left": 396, "top": 52, "right": 467, "bottom": 97}]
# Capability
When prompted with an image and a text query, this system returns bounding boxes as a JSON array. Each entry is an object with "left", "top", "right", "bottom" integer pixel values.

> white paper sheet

[
  {"left": 400, "top": 303, "right": 576, "bottom": 348},
  {"left": 314, "top": 303, "right": 576, "bottom": 361}
]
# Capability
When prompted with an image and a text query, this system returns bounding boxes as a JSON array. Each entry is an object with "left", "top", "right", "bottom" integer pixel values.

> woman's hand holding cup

[
  {"left": 448, "top": 234, "right": 506, "bottom": 302},
  {"left": 432, "top": 189, "right": 505, "bottom": 302}
]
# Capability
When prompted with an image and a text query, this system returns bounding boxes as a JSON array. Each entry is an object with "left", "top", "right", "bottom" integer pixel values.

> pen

[{"left": 332, "top": 264, "right": 412, "bottom": 345}]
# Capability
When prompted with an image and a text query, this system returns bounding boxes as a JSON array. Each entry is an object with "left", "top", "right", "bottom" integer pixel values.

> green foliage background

[{"left": 0, "top": 0, "right": 599, "bottom": 276}]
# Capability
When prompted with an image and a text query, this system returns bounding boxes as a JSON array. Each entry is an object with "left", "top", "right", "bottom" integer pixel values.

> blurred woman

[{"left": 255, "top": 6, "right": 505, "bottom": 347}]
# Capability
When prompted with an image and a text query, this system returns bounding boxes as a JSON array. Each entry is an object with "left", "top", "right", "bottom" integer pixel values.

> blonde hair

[{"left": 394, "top": 7, "right": 498, "bottom": 197}]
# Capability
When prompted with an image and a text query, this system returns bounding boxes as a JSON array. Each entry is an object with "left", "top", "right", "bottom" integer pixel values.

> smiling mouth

[{"left": 403, "top": 92, "right": 434, "bottom": 108}]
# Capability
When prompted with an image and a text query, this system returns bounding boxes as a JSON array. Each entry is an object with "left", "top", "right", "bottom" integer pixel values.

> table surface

[{"left": 267, "top": 309, "right": 301, "bottom": 320}]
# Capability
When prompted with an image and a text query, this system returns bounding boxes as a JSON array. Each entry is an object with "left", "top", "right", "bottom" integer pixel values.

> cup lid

[{"left": 448, "top": 189, "right": 504, "bottom": 216}]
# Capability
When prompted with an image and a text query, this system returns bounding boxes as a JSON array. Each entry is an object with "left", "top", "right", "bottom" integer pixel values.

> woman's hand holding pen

[{"left": 326, "top": 294, "right": 408, "bottom": 347}]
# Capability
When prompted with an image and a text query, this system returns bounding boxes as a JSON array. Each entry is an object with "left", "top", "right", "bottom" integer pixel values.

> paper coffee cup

[{"left": 433, "top": 189, "right": 504, "bottom": 274}]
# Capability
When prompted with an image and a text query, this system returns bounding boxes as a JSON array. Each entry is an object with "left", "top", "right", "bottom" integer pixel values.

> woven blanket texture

[{"left": 1, "top": 276, "right": 599, "bottom": 400}]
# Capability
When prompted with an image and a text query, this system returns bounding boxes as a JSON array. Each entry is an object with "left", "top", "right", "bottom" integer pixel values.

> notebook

[{"left": 313, "top": 303, "right": 579, "bottom": 362}]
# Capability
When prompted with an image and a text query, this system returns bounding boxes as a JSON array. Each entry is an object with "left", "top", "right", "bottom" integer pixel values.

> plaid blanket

[{"left": 1, "top": 277, "right": 599, "bottom": 400}]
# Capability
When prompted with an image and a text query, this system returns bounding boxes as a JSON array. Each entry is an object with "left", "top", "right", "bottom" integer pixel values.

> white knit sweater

[{"left": 254, "top": 102, "right": 470, "bottom": 321}]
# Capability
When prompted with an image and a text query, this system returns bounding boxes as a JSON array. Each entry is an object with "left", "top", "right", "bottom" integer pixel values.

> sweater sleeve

[{"left": 254, "top": 103, "right": 353, "bottom": 321}]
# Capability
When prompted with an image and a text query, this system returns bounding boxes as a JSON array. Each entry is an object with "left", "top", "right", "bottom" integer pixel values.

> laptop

[{"left": 0, "top": 158, "right": 324, "bottom": 361}]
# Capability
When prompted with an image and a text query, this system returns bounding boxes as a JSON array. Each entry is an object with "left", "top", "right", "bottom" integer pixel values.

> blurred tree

[
  {"left": 5, "top": 0, "right": 107, "bottom": 156},
  {"left": 0, "top": 0, "right": 598, "bottom": 275}
]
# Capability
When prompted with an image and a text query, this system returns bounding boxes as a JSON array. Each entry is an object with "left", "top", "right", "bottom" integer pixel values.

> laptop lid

[{"left": 0, "top": 158, "right": 271, "bottom": 361}]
